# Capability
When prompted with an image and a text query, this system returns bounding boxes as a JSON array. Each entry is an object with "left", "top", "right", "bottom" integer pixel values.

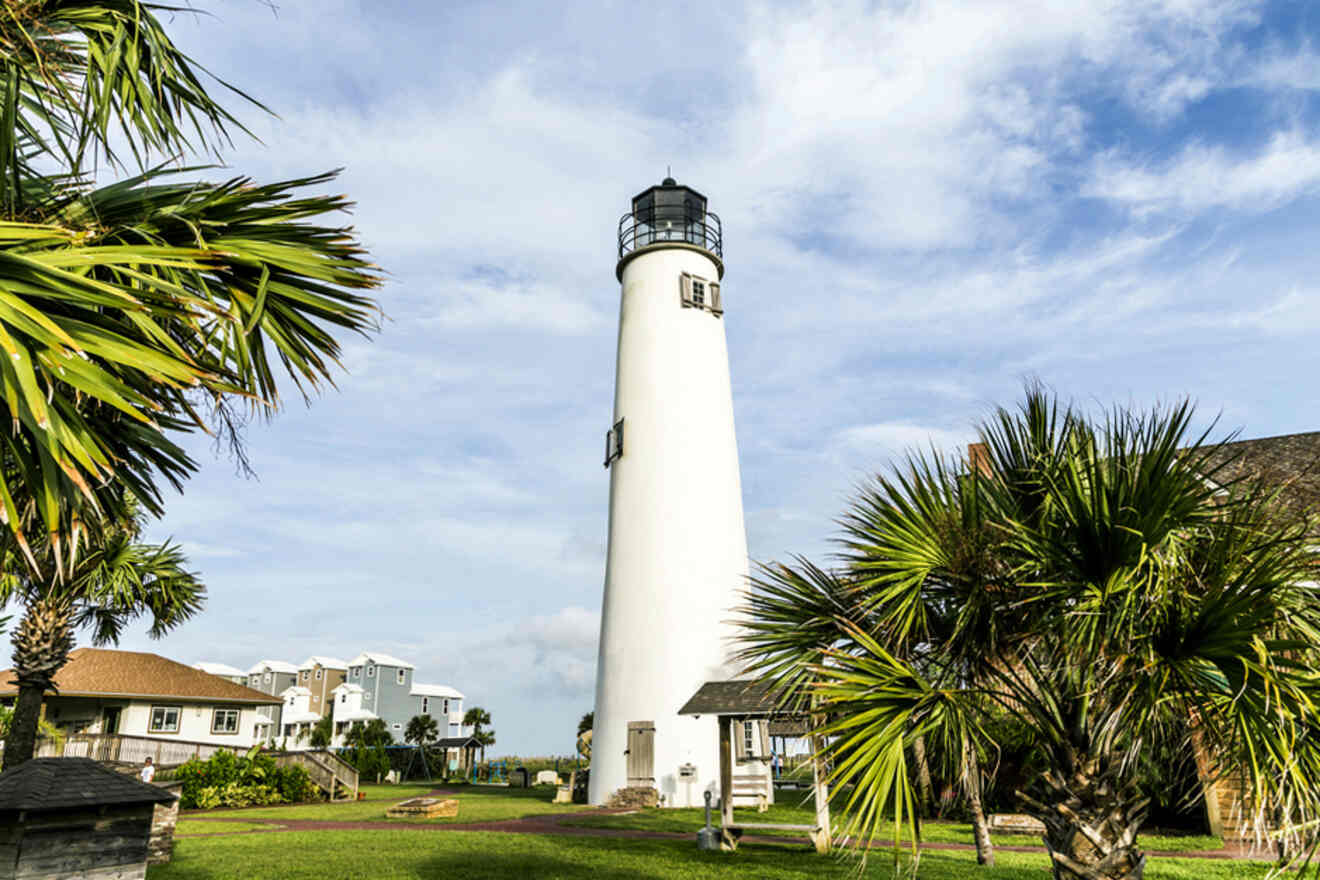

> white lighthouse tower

[{"left": 589, "top": 179, "right": 749, "bottom": 807}]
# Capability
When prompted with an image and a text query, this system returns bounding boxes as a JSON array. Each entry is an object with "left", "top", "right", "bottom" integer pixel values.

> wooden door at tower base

[{"left": 626, "top": 721, "right": 655, "bottom": 785}]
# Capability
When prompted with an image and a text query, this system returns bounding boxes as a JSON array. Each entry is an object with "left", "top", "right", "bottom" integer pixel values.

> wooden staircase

[{"left": 268, "top": 749, "right": 359, "bottom": 801}]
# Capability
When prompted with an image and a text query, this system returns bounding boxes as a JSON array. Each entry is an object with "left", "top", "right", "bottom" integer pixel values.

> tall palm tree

[
  {"left": 463, "top": 706, "right": 491, "bottom": 737},
  {"left": 476, "top": 729, "right": 495, "bottom": 766},
  {"left": 0, "top": 1, "right": 380, "bottom": 572},
  {"left": 739, "top": 388, "right": 1320, "bottom": 879},
  {"left": 0, "top": 497, "right": 203, "bottom": 768},
  {"left": 405, "top": 714, "right": 439, "bottom": 747}
]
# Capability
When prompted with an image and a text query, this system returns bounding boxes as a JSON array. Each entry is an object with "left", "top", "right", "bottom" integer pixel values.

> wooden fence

[
  {"left": 37, "top": 732, "right": 229, "bottom": 765},
  {"left": 30, "top": 734, "right": 359, "bottom": 800}
]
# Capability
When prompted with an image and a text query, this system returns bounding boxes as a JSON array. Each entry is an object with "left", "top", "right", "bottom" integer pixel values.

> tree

[
  {"left": 577, "top": 711, "right": 593, "bottom": 737},
  {"left": 0, "top": 2, "right": 380, "bottom": 573},
  {"left": 309, "top": 715, "right": 333, "bottom": 749},
  {"left": 476, "top": 729, "right": 495, "bottom": 766},
  {"left": 405, "top": 714, "right": 438, "bottom": 746},
  {"left": 344, "top": 718, "right": 392, "bottom": 750},
  {"left": 1, "top": 498, "right": 203, "bottom": 768},
  {"left": 739, "top": 387, "right": 1320, "bottom": 879},
  {"left": 463, "top": 706, "right": 491, "bottom": 735},
  {"left": 463, "top": 706, "right": 493, "bottom": 764}
]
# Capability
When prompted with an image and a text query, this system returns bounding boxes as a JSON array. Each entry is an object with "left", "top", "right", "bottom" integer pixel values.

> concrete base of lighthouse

[{"left": 588, "top": 714, "right": 722, "bottom": 808}]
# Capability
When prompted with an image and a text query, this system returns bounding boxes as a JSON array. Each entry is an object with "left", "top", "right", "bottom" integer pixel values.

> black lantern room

[{"left": 618, "top": 177, "right": 722, "bottom": 276}]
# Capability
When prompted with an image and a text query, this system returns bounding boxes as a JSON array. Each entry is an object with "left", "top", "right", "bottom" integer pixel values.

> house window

[
  {"left": 743, "top": 721, "right": 756, "bottom": 758},
  {"left": 396, "top": 669, "right": 406, "bottom": 685},
  {"left": 302, "top": 670, "right": 309, "bottom": 681},
  {"left": 350, "top": 667, "right": 359, "bottom": 679},
  {"left": 250, "top": 675, "right": 259, "bottom": 686},
  {"left": 316, "top": 669, "right": 323, "bottom": 680},
  {"left": 313, "top": 696, "right": 319, "bottom": 705},
  {"left": 264, "top": 672, "right": 271, "bottom": 684},
  {"left": 149, "top": 706, "right": 181, "bottom": 734},
  {"left": 393, "top": 723, "right": 402, "bottom": 731},
  {"left": 422, "top": 697, "right": 429, "bottom": 714},
  {"left": 443, "top": 699, "right": 449, "bottom": 714},
  {"left": 211, "top": 708, "right": 240, "bottom": 734},
  {"left": 340, "top": 694, "right": 347, "bottom": 704},
  {"left": 367, "top": 664, "right": 375, "bottom": 678}
]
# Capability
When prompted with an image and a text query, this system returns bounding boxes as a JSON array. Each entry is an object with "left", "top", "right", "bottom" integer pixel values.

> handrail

[{"left": 618, "top": 209, "right": 722, "bottom": 260}]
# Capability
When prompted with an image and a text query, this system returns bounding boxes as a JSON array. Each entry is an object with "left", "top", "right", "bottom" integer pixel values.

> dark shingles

[
  {"left": 1200, "top": 431, "right": 1320, "bottom": 530},
  {"left": 0, "top": 758, "right": 176, "bottom": 813},
  {"left": 678, "top": 680, "right": 780, "bottom": 716}
]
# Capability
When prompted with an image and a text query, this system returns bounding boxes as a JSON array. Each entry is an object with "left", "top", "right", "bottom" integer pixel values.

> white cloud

[{"left": 1087, "top": 131, "right": 1320, "bottom": 215}]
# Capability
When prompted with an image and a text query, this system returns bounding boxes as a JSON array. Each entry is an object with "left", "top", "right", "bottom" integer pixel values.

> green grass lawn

[
  {"left": 563, "top": 790, "right": 1222, "bottom": 853},
  {"left": 189, "top": 785, "right": 580, "bottom": 825},
  {"left": 147, "top": 830, "right": 1273, "bottom": 880}
]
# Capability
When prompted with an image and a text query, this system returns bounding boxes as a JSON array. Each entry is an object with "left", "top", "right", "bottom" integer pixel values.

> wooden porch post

[
  {"left": 810, "top": 706, "right": 831, "bottom": 854},
  {"left": 719, "top": 715, "right": 734, "bottom": 829}
]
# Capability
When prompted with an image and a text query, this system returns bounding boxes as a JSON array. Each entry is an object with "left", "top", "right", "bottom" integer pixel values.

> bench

[
  {"left": 731, "top": 776, "right": 770, "bottom": 813},
  {"left": 720, "top": 822, "right": 826, "bottom": 852}
]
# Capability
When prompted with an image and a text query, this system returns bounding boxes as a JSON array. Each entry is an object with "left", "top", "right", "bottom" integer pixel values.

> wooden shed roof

[
  {"left": 0, "top": 758, "right": 176, "bottom": 813},
  {"left": 678, "top": 680, "right": 786, "bottom": 717},
  {"left": 435, "top": 737, "right": 481, "bottom": 748}
]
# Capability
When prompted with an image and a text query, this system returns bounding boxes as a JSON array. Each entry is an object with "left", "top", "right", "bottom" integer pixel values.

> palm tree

[
  {"left": 344, "top": 718, "right": 392, "bottom": 750},
  {"left": 309, "top": 715, "right": 333, "bottom": 749},
  {"left": 1, "top": 498, "right": 203, "bottom": 768},
  {"left": 476, "top": 729, "right": 496, "bottom": 766},
  {"left": 739, "top": 388, "right": 1320, "bottom": 879},
  {"left": 463, "top": 706, "right": 493, "bottom": 764},
  {"left": 0, "top": 1, "right": 380, "bottom": 572},
  {"left": 405, "top": 714, "right": 439, "bottom": 747},
  {"left": 463, "top": 706, "right": 491, "bottom": 735}
]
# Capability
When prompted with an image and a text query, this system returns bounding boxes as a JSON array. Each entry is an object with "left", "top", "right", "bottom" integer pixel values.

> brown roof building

[{"left": 0, "top": 648, "right": 278, "bottom": 748}]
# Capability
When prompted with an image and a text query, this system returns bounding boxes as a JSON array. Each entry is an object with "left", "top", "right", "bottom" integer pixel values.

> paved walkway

[{"left": 176, "top": 791, "right": 1265, "bottom": 861}]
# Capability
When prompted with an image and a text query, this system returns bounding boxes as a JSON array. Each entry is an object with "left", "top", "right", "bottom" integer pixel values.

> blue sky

[{"left": 112, "top": 0, "right": 1320, "bottom": 755}]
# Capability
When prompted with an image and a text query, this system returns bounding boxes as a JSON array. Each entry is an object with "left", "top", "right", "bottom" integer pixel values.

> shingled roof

[
  {"left": 0, "top": 648, "right": 279, "bottom": 705},
  {"left": 678, "top": 680, "right": 785, "bottom": 717},
  {"left": 0, "top": 758, "right": 176, "bottom": 813},
  {"left": 1201, "top": 431, "right": 1320, "bottom": 529}
]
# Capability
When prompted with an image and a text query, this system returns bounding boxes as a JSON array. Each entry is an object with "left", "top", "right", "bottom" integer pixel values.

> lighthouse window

[
  {"left": 679, "top": 272, "right": 722, "bottom": 316},
  {"left": 604, "top": 418, "right": 625, "bottom": 468}
]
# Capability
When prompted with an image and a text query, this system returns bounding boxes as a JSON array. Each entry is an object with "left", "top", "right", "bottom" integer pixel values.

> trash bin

[{"left": 511, "top": 767, "right": 530, "bottom": 788}]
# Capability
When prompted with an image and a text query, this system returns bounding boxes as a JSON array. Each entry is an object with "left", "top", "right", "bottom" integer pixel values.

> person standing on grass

[{"left": 140, "top": 757, "right": 155, "bottom": 784}]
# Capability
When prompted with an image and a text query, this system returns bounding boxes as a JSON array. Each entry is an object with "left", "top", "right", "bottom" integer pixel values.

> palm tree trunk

[
  {"left": 1019, "top": 759, "right": 1149, "bottom": 880},
  {"left": 4, "top": 683, "right": 48, "bottom": 771},
  {"left": 962, "top": 744, "right": 995, "bottom": 866},
  {"left": 914, "top": 734, "right": 934, "bottom": 815},
  {"left": 4, "top": 598, "right": 75, "bottom": 770}
]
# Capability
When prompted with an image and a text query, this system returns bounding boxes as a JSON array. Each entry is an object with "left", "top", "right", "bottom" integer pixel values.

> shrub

[
  {"left": 350, "top": 745, "right": 390, "bottom": 782},
  {"left": 176, "top": 748, "right": 323, "bottom": 809}
]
